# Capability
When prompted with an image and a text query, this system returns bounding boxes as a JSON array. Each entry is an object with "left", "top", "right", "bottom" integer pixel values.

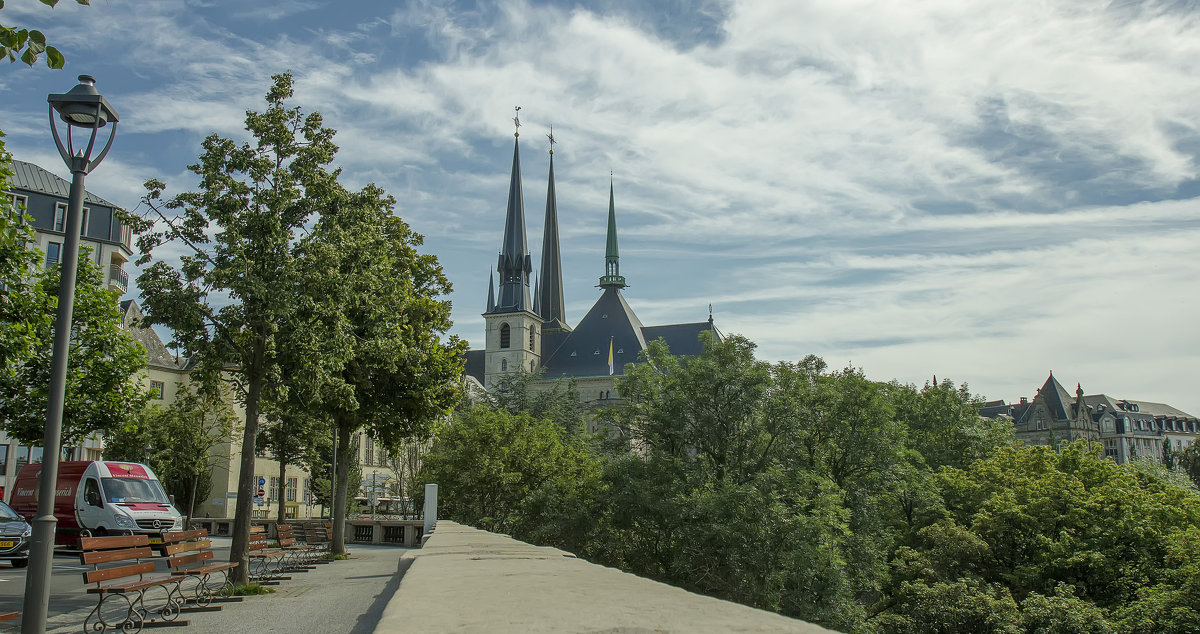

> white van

[{"left": 10, "top": 461, "right": 184, "bottom": 544}]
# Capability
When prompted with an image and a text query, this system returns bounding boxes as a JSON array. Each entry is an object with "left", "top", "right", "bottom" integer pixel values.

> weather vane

[
  {"left": 513, "top": 106, "right": 521, "bottom": 137},
  {"left": 547, "top": 125, "right": 556, "bottom": 154}
]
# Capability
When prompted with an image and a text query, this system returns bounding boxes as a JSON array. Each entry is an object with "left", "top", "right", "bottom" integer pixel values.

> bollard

[{"left": 423, "top": 483, "right": 438, "bottom": 535}]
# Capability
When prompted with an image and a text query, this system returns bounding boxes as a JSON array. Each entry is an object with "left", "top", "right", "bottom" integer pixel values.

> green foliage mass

[
  {"left": 104, "top": 381, "right": 237, "bottom": 522},
  {"left": 419, "top": 333, "right": 1200, "bottom": 633},
  {"left": 0, "top": 0, "right": 86, "bottom": 69},
  {"left": 0, "top": 248, "right": 148, "bottom": 446}
]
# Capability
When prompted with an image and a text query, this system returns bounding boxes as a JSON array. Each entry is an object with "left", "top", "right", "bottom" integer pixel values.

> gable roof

[
  {"left": 120, "top": 300, "right": 186, "bottom": 371},
  {"left": 8, "top": 159, "right": 119, "bottom": 208},
  {"left": 1039, "top": 372, "right": 1074, "bottom": 421}
]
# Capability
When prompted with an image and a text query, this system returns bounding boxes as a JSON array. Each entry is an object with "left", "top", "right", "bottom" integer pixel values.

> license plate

[
  {"left": 0, "top": 540, "right": 15, "bottom": 548},
  {"left": 148, "top": 537, "right": 163, "bottom": 545}
]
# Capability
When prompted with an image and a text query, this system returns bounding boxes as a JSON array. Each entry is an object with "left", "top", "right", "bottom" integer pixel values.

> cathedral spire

[
  {"left": 538, "top": 127, "right": 569, "bottom": 330},
  {"left": 599, "top": 176, "right": 627, "bottom": 289},
  {"left": 493, "top": 107, "right": 532, "bottom": 313},
  {"left": 486, "top": 268, "right": 495, "bottom": 312}
]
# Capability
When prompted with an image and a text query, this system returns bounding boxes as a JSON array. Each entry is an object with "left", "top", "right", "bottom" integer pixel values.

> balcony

[{"left": 108, "top": 264, "right": 128, "bottom": 293}]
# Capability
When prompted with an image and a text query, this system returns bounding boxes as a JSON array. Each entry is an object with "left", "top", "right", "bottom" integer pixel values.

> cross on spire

[{"left": 547, "top": 125, "right": 556, "bottom": 154}]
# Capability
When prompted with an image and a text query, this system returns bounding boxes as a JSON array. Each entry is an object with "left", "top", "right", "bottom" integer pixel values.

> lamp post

[{"left": 22, "top": 75, "right": 118, "bottom": 634}]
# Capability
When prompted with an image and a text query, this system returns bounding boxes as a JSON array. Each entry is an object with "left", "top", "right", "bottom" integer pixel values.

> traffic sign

[
  {"left": 257, "top": 487, "right": 266, "bottom": 497},
  {"left": 257, "top": 476, "right": 266, "bottom": 487},
  {"left": 253, "top": 496, "right": 264, "bottom": 507}
]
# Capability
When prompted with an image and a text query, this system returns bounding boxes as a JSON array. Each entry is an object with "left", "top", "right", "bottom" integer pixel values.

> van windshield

[{"left": 101, "top": 477, "right": 170, "bottom": 504}]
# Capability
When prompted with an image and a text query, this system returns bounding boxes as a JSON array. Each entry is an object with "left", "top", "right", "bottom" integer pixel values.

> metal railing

[{"left": 108, "top": 264, "right": 128, "bottom": 292}]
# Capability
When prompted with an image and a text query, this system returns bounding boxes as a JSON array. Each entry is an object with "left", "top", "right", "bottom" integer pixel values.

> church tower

[
  {"left": 598, "top": 179, "right": 627, "bottom": 289},
  {"left": 483, "top": 109, "right": 542, "bottom": 387},
  {"left": 537, "top": 128, "right": 570, "bottom": 332}
]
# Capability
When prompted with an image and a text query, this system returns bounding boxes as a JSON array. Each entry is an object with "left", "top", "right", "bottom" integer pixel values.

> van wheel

[
  {"left": 93, "top": 527, "right": 108, "bottom": 536},
  {"left": 12, "top": 559, "right": 28, "bottom": 568}
]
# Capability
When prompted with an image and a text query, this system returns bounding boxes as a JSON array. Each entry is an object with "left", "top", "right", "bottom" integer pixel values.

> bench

[
  {"left": 156, "top": 529, "right": 241, "bottom": 608},
  {"left": 276, "top": 524, "right": 319, "bottom": 569},
  {"left": 0, "top": 612, "right": 17, "bottom": 621},
  {"left": 303, "top": 522, "right": 332, "bottom": 560},
  {"left": 79, "top": 534, "right": 188, "bottom": 632},
  {"left": 248, "top": 525, "right": 289, "bottom": 584}
]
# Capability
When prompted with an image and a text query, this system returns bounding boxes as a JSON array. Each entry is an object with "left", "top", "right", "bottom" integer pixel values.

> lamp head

[{"left": 48, "top": 75, "right": 119, "bottom": 129}]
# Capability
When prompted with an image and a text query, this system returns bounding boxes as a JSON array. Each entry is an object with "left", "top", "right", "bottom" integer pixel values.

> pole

[
  {"left": 23, "top": 169, "right": 87, "bottom": 633},
  {"left": 330, "top": 427, "right": 337, "bottom": 519}
]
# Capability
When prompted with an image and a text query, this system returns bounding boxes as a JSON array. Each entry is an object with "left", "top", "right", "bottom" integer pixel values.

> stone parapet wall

[{"left": 374, "top": 521, "right": 833, "bottom": 633}]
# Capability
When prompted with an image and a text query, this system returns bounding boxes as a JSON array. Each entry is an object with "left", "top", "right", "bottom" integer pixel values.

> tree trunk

[
  {"left": 276, "top": 454, "right": 288, "bottom": 525},
  {"left": 331, "top": 421, "right": 352, "bottom": 555},
  {"left": 186, "top": 472, "right": 199, "bottom": 530},
  {"left": 228, "top": 364, "right": 264, "bottom": 585}
]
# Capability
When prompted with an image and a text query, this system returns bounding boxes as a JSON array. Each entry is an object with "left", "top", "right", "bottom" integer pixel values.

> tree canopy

[{"left": 419, "top": 333, "right": 1200, "bottom": 633}]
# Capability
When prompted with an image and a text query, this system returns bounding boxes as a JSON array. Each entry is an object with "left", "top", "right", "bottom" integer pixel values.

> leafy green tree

[
  {"left": 0, "top": 133, "right": 49, "bottom": 378},
  {"left": 418, "top": 404, "right": 596, "bottom": 534},
  {"left": 130, "top": 73, "right": 338, "bottom": 583},
  {"left": 488, "top": 370, "right": 587, "bottom": 435},
  {"left": 258, "top": 405, "right": 326, "bottom": 524},
  {"left": 0, "top": 251, "right": 148, "bottom": 445},
  {"left": 105, "top": 378, "right": 238, "bottom": 524},
  {"left": 287, "top": 179, "right": 464, "bottom": 554},
  {"left": 0, "top": 0, "right": 86, "bottom": 68}
]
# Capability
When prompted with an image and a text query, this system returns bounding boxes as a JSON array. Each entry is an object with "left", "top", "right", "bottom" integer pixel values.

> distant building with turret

[
  {"left": 462, "top": 117, "right": 719, "bottom": 416},
  {"left": 983, "top": 372, "right": 1199, "bottom": 463}
]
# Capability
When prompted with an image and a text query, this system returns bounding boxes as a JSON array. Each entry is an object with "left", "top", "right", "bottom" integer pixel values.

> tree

[
  {"left": 0, "top": 250, "right": 148, "bottom": 445},
  {"left": 417, "top": 404, "right": 600, "bottom": 535},
  {"left": 104, "top": 378, "right": 238, "bottom": 524},
  {"left": 130, "top": 73, "right": 338, "bottom": 583},
  {"left": 0, "top": 0, "right": 87, "bottom": 69},
  {"left": 0, "top": 133, "right": 49, "bottom": 379},
  {"left": 258, "top": 405, "right": 326, "bottom": 524},
  {"left": 288, "top": 179, "right": 464, "bottom": 554}
]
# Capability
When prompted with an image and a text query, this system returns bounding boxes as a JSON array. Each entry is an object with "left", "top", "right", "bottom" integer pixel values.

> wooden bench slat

[
  {"left": 168, "top": 550, "right": 214, "bottom": 568},
  {"left": 86, "top": 574, "right": 176, "bottom": 593},
  {"left": 163, "top": 539, "right": 212, "bottom": 556},
  {"left": 170, "top": 561, "right": 237, "bottom": 576},
  {"left": 0, "top": 612, "right": 17, "bottom": 622},
  {"left": 160, "top": 530, "right": 206, "bottom": 543},
  {"left": 79, "top": 534, "right": 149, "bottom": 550},
  {"left": 83, "top": 561, "right": 157, "bottom": 585},
  {"left": 81, "top": 546, "right": 154, "bottom": 565}
]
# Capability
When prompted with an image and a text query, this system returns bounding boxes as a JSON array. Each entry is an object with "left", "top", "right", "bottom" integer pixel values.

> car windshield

[
  {"left": 101, "top": 477, "right": 170, "bottom": 504},
  {"left": 0, "top": 503, "right": 20, "bottom": 521}
]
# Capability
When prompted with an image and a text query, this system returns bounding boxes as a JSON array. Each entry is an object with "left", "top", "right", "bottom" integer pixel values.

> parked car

[
  {"left": 0, "top": 501, "right": 30, "bottom": 567},
  {"left": 9, "top": 461, "right": 183, "bottom": 545}
]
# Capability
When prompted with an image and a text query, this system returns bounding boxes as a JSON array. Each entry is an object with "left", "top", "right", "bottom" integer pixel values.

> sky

[{"left": 2, "top": 0, "right": 1199, "bottom": 414}]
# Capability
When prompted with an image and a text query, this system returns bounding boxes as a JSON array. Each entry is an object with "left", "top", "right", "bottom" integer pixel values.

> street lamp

[{"left": 23, "top": 75, "right": 119, "bottom": 634}]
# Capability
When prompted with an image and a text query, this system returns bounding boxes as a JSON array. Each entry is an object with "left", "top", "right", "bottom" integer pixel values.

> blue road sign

[{"left": 258, "top": 476, "right": 266, "bottom": 486}]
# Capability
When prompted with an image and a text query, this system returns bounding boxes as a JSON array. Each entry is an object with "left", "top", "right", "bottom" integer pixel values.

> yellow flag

[{"left": 608, "top": 338, "right": 614, "bottom": 376}]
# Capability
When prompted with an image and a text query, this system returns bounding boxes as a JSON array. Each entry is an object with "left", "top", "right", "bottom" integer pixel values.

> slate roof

[
  {"left": 1040, "top": 373, "right": 1074, "bottom": 421},
  {"left": 1083, "top": 394, "right": 1197, "bottom": 421},
  {"left": 8, "top": 159, "right": 119, "bottom": 208},
  {"left": 120, "top": 300, "right": 186, "bottom": 371},
  {"left": 463, "top": 288, "right": 718, "bottom": 382},
  {"left": 463, "top": 349, "right": 485, "bottom": 385}
]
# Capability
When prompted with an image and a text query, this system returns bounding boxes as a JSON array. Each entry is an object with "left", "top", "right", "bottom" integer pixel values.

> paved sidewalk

[{"left": 33, "top": 543, "right": 410, "bottom": 634}]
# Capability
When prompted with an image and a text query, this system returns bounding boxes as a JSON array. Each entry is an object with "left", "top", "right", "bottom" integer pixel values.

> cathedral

[{"left": 462, "top": 118, "right": 719, "bottom": 405}]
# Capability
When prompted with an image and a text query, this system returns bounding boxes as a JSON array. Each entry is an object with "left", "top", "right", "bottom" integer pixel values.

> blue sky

[{"left": 3, "top": 0, "right": 1200, "bottom": 414}]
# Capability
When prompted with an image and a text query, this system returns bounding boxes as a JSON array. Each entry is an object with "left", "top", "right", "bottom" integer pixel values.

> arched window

[
  {"left": 501, "top": 359, "right": 508, "bottom": 371},
  {"left": 606, "top": 391, "right": 611, "bottom": 399},
  {"left": 499, "top": 323, "right": 510, "bottom": 348},
  {"left": 599, "top": 391, "right": 604, "bottom": 400},
  {"left": 529, "top": 328, "right": 535, "bottom": 350}
]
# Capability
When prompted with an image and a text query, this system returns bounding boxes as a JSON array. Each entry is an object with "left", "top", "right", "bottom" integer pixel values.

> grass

[
  {"left": 325, "top": 552, "right": 351, "bottom": 561},
  {"left": 222, "top": 583, "right": 276, "bottom": 596}
]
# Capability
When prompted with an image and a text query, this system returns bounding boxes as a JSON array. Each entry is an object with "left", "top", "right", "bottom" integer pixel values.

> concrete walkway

[
  {"left": 376, "top": 521, "right": 835, "bottom": 634},
  {"left": 36, "top": 543, "right": 409, "bottom": 634}
]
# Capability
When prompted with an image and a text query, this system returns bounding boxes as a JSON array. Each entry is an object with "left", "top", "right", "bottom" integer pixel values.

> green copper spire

[{"left": 599, "top": 178, "right": 627, "bottom": 289}]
